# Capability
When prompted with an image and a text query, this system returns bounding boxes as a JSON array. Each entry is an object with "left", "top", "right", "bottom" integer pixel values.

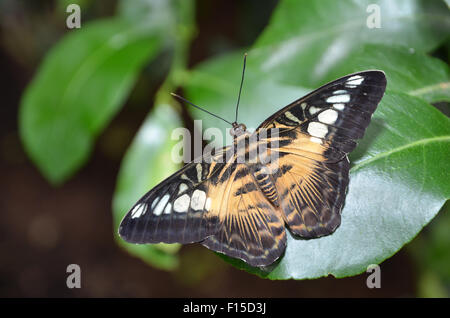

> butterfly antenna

[
  {"left": 170, "top": 93, "right": 233, "bottom": 126},
  {"left": 235, "top": 53, "right": 247, "bottom": 123}
]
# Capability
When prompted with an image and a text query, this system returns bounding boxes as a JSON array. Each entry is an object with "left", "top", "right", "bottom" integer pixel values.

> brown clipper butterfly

[{"left": 118, "top": 56, "right": 386, "bottom": 267}]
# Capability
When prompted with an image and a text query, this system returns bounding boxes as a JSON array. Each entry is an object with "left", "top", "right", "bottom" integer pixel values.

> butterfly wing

[
  {"left": 119, "top": 145, "right": 286, "bottom": 267},
  {"left": 119, "top": 161, "right": 220, "bottom": 245},
  {"left": 269, "top": 148, "right": 350, "bottom": 238},
  {"left": 201, "top": 162, "right": 286, "bottom": 267},
  {"left": 257, "top": 71, "right": 386, "bottom": 238}
]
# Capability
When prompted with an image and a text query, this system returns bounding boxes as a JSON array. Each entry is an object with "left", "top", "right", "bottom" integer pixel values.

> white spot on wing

[
  {"left": 307, "top": 122, "right": 328, "bottom": 138},
  {"left": 310, "top": 137, "right": 322, "bottom": 144},
  {"left": 191, "top": 190, "right": 206, "bottom": 210},
  {"left": 333, "top": 103, "right": 345, "bottom": 110},
  {"left": 151, "top": 198, "right": 158, "bottom": 210},
  {"left": 309, "top": 106, "right": 319, "bottom": 115},
  {"left": 178, "top": 183, "right": 188, "bottom": 194},
  {"left": 153, "top": 194, "right": 170, "bottom": 216},
  {"left": 326, "top": 94, "right": 350, "bottom": 103},
  {"left": 131, "top": 203, "right": 147, "bottom": 219},
  {"left": 205, "top": 197, "right": 212, "bottom": 211},
  {"left": 346, "top": 75, "right": 364, "bottom": 86},
  {"left": 285, "top": 111, "right": 302, "bottom": 123},
  {"left": 318, "top": 109, "right": 338, "bottom": 124},
  {"left": 196, "top": 164, "right": 203, "bottom": 182},
  {"left": 164, "top": 202, "right": 172, "bottom": 215},
  {"left": 174, "top": 194, "right": 190, "bottom": 213},
  {"left": 300, "top": 102, "right": 307, "bottom": 110}
]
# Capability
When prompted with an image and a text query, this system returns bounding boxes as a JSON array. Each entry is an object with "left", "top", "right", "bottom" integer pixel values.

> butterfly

[{"left": 118, "top": 60, "right": 387, "bottom": 267}]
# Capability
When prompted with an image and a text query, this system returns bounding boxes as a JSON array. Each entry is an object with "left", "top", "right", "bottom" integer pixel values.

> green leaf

[
  {"left": 117, "top": 0, "right": 177, "bottom": 23},
  {"left": 409, "top": 202, "right": 450, "bottom": 297},
  {"left": 251, "top": 0, "right": 450, "bottom": 87},
  {"left": 19, "top": 18, "right": 167, "bottom": 184},
  {"left": 112, "top": 103, "right": 183, "bottom": 270},
  {"left": 186, "top": 50, "right": 311, "bottom": 135},
  {"left": 323, "top": 44, "right": 450, "bottom": 104}
]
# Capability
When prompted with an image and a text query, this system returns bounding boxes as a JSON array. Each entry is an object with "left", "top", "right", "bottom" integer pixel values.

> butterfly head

[{"left": 230, "top": 122, "right": 247, "bottom": 137}]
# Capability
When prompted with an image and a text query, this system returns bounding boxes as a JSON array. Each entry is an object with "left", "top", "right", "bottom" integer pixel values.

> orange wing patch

[
  {"left": 202, "top": 164, "right": 286, "bottom": 267},
  {"left": 268, "top": 132, "right": 350, "bottom": 238}
]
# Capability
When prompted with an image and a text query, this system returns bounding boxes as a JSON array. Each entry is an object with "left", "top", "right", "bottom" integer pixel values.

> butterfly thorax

[{"left": 230, "top": 122, "right": 247, "bottom": 138}]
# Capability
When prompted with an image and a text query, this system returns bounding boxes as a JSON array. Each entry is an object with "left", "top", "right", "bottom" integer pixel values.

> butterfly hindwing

[
  {"left": 271, "top": 150, "right": 349, "bottom": 238},
  {"left": 202, "top": 162, "right": 286, "bottom": 267}
]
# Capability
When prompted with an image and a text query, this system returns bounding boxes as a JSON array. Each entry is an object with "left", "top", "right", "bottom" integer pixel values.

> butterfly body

[
  {"left": 230, "top": 122, "right": 247, "bottom": 137},
  {"left": 119, "top": 70, "right": 387, "bottom": 267}
]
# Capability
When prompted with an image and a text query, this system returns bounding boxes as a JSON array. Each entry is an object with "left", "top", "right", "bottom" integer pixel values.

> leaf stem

[{"left": 155, "top": 1, "right": 196, "bottom": 107}]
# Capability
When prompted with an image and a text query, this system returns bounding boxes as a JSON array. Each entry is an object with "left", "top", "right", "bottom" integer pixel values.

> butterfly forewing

[
  {"left": 119, "top": 151, "right": 227, "bottom": 244},
  {"left": 259, "top": 71, "right": 386, "bottom": 154}
]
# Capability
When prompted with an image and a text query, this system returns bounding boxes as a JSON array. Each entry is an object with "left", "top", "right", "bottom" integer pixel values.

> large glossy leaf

[
  {"left": 112, "top": 103, "right": 183, "bottom": 270},
  {"left": 251, "top": 0, "right": 450, "bottom": 87},
  {"left": 185, "top": 50, "right": 311, "bottom": 136},
  {"left": 323, "top": 44, "right": 450, "bottom": 104},
  {"left": 19, "top": 17, "right": 168, "bottom": 184}
]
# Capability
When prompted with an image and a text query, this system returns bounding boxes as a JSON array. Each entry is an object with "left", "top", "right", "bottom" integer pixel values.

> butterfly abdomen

[{"left": 252, "top": 165, "right": 280, "bottom": 207}]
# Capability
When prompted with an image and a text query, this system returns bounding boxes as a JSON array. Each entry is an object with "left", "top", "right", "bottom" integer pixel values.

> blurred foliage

[
  {"left": 19, "top": 0, "right": 180, "bottom": 184},
  {"left": 409, "top": 202, "right": 450, "bottom": 297},
  {"left": 14, "top": 0, "right": 450, "bottom": 289}
]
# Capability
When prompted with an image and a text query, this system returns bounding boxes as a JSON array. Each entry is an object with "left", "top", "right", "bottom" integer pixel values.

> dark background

[{"left": 0, "top": 0, "right": 446, "bottom": 297}]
